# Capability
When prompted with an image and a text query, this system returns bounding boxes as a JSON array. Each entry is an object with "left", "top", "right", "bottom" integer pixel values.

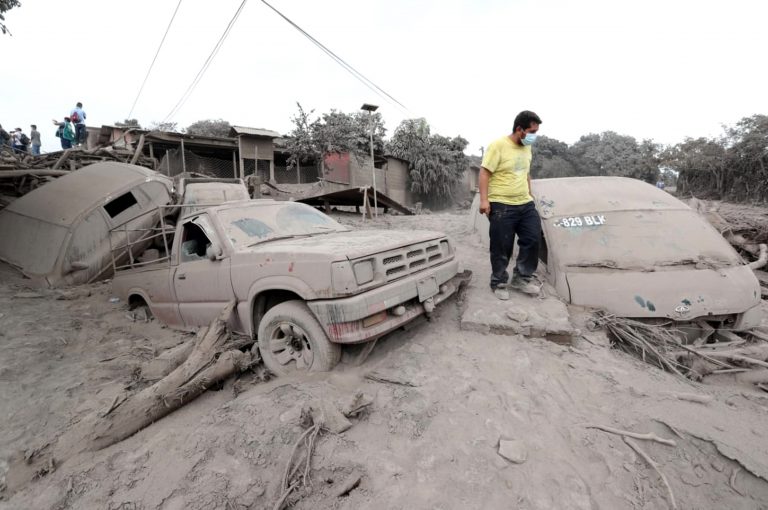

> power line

[
  {"left": 163, "top": 0, "right": 248, "bottom": 122},
  {"left": 260, "top": 0, "right": 409, "bottom": 113},
  {"left": 127, "top": 0, "right": 184, "bottom": 119}
]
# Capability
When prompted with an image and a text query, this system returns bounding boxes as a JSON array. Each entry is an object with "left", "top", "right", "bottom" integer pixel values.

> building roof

[
  {"left": 230, "top": 126, "right": 281, "bottom": 138},
  {"left": 144, "top": 130, "right": 238, "bottom": 148},
  {"left": 4, "top": 162, "right": 167, "bottom": 227}
]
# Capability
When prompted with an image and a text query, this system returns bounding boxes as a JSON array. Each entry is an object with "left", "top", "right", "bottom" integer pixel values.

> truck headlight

[
  {"left": 331, "top": 261, "right": 357, "bottom": 294},
  {"left": 353, "top": 259, "right": 374, "bottom": 285},
  {"left": 440, "top": 239, "right": 452, "bottom": 258}
]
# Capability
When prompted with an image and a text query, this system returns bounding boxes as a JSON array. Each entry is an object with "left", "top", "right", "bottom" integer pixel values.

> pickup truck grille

[{"left": 379, "top": 239, "right": 449, "bottom": 282}]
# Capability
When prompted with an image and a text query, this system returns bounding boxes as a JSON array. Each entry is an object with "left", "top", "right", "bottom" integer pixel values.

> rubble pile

[{"left": 0, "top": 145, "right": 156, "bottom": 208}]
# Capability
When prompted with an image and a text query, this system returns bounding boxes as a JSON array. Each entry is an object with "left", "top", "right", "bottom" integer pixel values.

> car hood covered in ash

[{"left": 240, "top": 229, "right": 444, "bottom": 259}]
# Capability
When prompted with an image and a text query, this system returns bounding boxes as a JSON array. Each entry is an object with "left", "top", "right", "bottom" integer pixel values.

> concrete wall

[
  {"left": 383, "top": 157, "right": 412, "bottom": 207},
  {"left": 323, "top": 153, "right": 351, "bottom": 184}
]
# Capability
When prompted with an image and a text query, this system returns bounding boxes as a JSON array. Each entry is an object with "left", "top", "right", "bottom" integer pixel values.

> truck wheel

[{"left": 257, "top": 300, "right": 341, "bottom": 375}]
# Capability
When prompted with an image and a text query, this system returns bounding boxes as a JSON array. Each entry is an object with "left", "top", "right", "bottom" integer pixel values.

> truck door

[{"left": 173, "top": 214, "right": 234, "bottom": 328}]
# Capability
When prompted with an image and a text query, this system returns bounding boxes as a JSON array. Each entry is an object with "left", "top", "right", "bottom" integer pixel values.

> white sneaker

[
  {"left": 510, "top": 276, "right": 540, "bottom": 295},
  {"left": 493, "top": 288, "right": 510, "bottom": 300}
]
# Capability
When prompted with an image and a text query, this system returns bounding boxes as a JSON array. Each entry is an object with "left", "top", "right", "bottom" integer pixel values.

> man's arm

[
  {"left": 527, "top": 172, "right": 532, "bottom": 198},
  {"left": 479, "top": 167, "right": 492, "bottom": 216}
]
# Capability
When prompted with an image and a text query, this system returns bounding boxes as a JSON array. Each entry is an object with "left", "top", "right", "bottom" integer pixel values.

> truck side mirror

[{"left": 206, "top": 243, "right": 223, "bottom": 261}]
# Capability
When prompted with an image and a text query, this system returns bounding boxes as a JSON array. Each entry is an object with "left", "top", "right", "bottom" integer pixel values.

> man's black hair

[
  {"left": 513, "top": 110, "right": 542, "bottom": 132},
  {"left": 31, "top": 124, "right": 37, "bottom": 129},
  {"left": 76, "top": 102, "right": 83, "bottom": 107}
]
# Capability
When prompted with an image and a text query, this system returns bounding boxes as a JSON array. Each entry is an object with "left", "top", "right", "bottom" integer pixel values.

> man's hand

[{"left": 480, "top": 199, "right": 491, "bottom": 216}]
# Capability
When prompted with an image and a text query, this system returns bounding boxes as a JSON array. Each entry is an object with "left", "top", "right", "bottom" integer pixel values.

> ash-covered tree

[
  {"left": 388, "top": 118, "right": 468, "bottom": 207},
  {"left": 185, "top": 118, "right": 232, "bottom": 138},
  {"left": 530, "top": 135, "right": 577, "bottom": 178},
  {"left": 114, "top": 118, "right": 142, "bottom": 128},
  {"left": 663, "top": 114, "right": 768, "bottom": 201},
  {"left": 662, "top": 137, "right": 727, "bottom": 198},
  {"left": 1, "top": 0, "right": 21, "bottom": 35},
  {"left": 567, "top": 131, "right": 660, "bottom": 183},
  {"left": 285, "top": 102, "right": 386, "bottom": 169},
  {"left": 147, "top": 121, "right": 181, "bottom": 133}
]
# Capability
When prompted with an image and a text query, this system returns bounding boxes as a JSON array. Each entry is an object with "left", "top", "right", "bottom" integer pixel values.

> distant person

[
  {"left": 656, "top": 179, "right": 665, "bottom": 190},
  {"left": 12, "top": 128, "right": 29, "bottom": 154},
  {"left": 70, "top": 102, "right": 87, "bottom": 146},
  {"left": 0, "top": 124, "right": 9, "bottom": 148},
  {"left": 29, "top": 124, "right": 41, "bottom": 155},
  {"left": 53, "top": 117, "right": 76, "bottom": 149},
  {"left": 479, "top": 110, "right": 543, "bottom": 300}
]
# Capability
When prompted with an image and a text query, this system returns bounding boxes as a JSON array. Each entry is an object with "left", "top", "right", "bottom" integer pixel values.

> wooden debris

[
  {"left": 624, "top": 437, "right": 678, "bottom": 509},
  {"left": 5, "top": 302, "right": 253, "bottom": 493},
  {"left": 586, "top": 424, "right": 677, "bottom": 447},
  {"left": 364, "top": 370, "right": 418, "bottom": 387},
  {"left": 333, "top": 471, "right": 362, "bottom": 497},
  {"left": 662, "top": 392, "right": 714, "bottom": 405},
  {"left": 0, "top": 144, "right": 158, "bottom": 208}
]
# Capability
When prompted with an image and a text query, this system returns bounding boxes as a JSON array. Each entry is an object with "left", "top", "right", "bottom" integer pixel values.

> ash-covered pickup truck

[{"left": 112, "top": 200, "right": 470, "bottom": 374}]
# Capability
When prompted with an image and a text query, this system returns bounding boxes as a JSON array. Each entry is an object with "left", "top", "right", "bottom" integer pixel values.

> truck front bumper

[{"left": 307, "top": 262, "right": 472, "bottom": 344}]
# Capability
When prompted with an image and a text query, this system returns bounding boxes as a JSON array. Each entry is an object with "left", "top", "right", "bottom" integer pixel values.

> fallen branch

[
  {"left": 274, "top": 420, "right": 322, "bottom": 510},
  {"left": 747, "top": 243, "right": 768, "bottom": 270},
  {"left": 624, "top": 437, "right": 678, "bottom": 510},
  {"left": 586, "top": 424, "right": 677, "bottom": 447},
  {"left": 364, "top": 371, "right": 418, "bottom": 387},
  {"left": 6, "top": 302, "right": 252, "bottom": 493},
  {"left": 661, "top": 392, "right": 714, "bottom": 405},
  {"left": 729, "top": 467, "right": 745, "bottom": 496},
  {"left": 701, "top": 352, "right": 768, "bottom": 369}
]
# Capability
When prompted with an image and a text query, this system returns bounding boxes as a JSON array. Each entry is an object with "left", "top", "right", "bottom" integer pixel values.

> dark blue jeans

[
  {"left": 488, "top": 201, "right": 541, "bottom": 289},
  {"left": 75, "top": 124, "right": 86, "bottom": 145}
]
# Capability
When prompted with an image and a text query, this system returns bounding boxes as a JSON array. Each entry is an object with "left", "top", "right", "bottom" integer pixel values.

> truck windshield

[{"left": 217, "top": 202, "right": 349, "bottom": 249}]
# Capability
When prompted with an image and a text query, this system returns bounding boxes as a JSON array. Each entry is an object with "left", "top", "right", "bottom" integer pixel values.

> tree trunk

[{"left": 7, "top": 302, "right": 251, "bottom": 493}]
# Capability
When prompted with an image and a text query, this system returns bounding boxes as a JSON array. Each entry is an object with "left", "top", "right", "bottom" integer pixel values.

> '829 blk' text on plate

[{"left": 554, "top": 215, "right": 606, "bottom": 228}]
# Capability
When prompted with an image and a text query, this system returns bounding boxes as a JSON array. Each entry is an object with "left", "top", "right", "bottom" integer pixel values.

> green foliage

[
  {"left": 388, "top": 118, "right": 468, "bottom": 205},
  {"left": 185, "top": 118, "right": 232, "bottom": 138},
  {"left": 285, "top": 102, "right": 385, "bottom": 169},
  {"left": 114, "top": 118, "right": 142, "bottom": 128},
  {"left": 663, "top": 114, "right": 768, "bottom": 201},
  {"left": 1, "top": 0, "right": 21, "bottom": 35}
]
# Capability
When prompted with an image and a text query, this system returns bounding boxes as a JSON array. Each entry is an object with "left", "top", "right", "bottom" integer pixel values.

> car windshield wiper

[
  {"left": 246, "top": 234, "right": 311, "bottom": 247},
  {"left": 655, "top": 258, "right": 732, "bottom": 269}
]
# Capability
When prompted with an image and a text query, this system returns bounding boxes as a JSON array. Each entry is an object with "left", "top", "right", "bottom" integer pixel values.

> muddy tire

[{"left": 257, "top": 300, "right": 341, "bottom": 375}]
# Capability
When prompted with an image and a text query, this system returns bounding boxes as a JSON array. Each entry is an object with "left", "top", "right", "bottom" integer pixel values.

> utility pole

[{"left": 361, "top": 103, "right": 379, "bottom": 217}]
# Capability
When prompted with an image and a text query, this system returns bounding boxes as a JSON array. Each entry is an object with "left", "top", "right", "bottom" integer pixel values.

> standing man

[
  {"left": 12, "top": 128, "right": 28, "bottom": 154},
  {"left": 70, "top": 101, "right": 87, "bottom": 146},
  {"left": 29, "top": 124, "right": 41, "bottom": 155},
  {"left": 479, "top": 110, "right": 542, "bottom": 299}
]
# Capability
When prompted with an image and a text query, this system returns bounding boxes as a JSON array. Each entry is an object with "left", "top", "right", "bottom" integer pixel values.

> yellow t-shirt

[{"left": 481, "top": 136, "right": 533, "bottom": 205}]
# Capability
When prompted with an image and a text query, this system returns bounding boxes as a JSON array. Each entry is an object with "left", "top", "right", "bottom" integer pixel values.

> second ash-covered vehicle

[{"left": 112, "top": 200, "right": 469, "bottom": 374}]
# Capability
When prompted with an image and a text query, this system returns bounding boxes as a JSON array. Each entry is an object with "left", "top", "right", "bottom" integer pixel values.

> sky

[{"left": 2, "top": 0, "right": 767, "bottom": 154}]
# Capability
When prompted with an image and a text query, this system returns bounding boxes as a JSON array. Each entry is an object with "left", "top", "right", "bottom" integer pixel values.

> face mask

[{"left": 521, "top": 132, "right": 538, "bottom": 146}]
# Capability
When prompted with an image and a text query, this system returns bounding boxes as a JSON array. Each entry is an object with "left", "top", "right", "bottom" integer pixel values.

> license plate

[{"left": 417, "top": 276, "right": 439, "bottom": 302}]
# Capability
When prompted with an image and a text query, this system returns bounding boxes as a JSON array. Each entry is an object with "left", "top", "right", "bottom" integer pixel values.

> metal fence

[
  {"left": 156, "top": 149, "right": 322, "bottom": 184},
  {"left": 273, "top": 164, "right": 321, "bottom": 184},
  {"left": 158, "top": 148, "right": 238, "bottom": 179}
]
